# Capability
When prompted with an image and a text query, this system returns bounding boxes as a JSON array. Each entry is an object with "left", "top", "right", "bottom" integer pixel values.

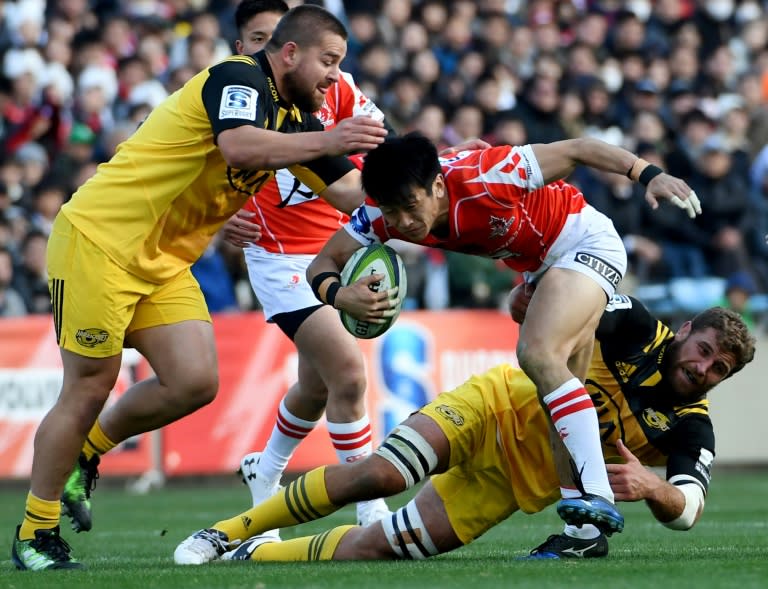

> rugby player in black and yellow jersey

[
  {"left": 173, "top": 293, "right": 754, "bottom": 564},
  {"left": 11, "top": 5, "right": 392, "bottom": 572}
]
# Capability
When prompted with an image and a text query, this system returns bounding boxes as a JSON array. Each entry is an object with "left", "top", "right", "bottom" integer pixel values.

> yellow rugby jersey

[
  {"left": 492, "top": 295, "right": 714, "bottom": 513},
  {"left": 61, "top": 52, "right": 354, "bottom": 283}
]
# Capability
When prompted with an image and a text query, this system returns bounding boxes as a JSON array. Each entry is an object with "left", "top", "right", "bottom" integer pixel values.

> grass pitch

[{"left": 1, "top": 469, "right": 766, "bottom": 589}]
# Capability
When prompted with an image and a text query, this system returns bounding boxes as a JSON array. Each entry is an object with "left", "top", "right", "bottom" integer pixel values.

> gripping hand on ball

[{"left": 336, "top": 274, "right": 400, "bottom": 324}]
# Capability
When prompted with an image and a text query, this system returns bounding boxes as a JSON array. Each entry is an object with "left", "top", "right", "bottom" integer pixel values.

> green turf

[{"left": 1, "top": 470, "right": 766, "bottom": 589}]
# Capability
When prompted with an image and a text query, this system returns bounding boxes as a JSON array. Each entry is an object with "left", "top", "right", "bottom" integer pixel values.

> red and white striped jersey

[
  {"left": 345, "top": 145, "right": 589, "bottom": 272},
  {"left": 244, "top": 71, "right": 384, "bottom": 254}
]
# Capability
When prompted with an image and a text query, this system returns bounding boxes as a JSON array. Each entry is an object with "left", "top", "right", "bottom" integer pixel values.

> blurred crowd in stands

[{"left": 1, "top": 0, "right": 768, "bottom": 331}]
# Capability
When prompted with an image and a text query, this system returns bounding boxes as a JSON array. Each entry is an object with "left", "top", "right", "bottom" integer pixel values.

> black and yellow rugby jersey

[
  {"left": 61, "top": 51, "right": 354, "bottom": 283},
  {"left": 472, "top": 295, "right": 713, "bottom": 513},
  {"left": 586, "top": 294, "right": 714, "bottom": 495}
]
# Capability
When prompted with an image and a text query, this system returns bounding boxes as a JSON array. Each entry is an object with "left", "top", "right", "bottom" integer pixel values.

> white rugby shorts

[
  {"left": 524, "top": 204, "right": 627, "bottom": 297},
  {"left": 244, "top": 245, "right": 321, "bottom": 321}
]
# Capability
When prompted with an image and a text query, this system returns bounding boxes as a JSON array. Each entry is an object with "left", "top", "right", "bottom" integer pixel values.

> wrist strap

[
  {"left": 626, "top": 158, "right": 648, "bottom": 181},
  {"left": 325, "top": 282, "right": 341, "bottom": 307},
  {"left": 310, "top": 271, "right": 341, "bottom": 306},
  {"left": 638, "top": 164, "right": 664, "bottom": 186}
]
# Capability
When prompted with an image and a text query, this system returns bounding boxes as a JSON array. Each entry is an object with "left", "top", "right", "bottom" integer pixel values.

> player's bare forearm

[
  {"left": 320, "top": 170, "right": 366, "bottom": 214},
  {"left": 218, "top": 127, "right": 334, "bottom": 170},
  {"left": 531, "top": 137, "right": 637, "bottom": 185}
]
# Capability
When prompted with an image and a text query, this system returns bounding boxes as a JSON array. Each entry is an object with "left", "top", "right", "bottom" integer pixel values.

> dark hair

[
  {"left": 265, "top": 5, "right": 347, "bottom": 53},
  {"left": 361, "top": 131, "right": 441, "bottom": 207},
  {"left": 689, "top": 307, "right": 756, "bottom": 375},
  {"left": 235, "top": 0, "right": 289, "bottom": 31}
]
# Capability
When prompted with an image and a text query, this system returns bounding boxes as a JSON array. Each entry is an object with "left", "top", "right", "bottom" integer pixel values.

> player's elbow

[{"left": 660, "top": 483, "right": 705, "bottom": 531}]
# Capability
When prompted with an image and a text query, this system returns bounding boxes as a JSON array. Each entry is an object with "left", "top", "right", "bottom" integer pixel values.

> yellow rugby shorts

[
  {"left": 47, "top": 215, "right": 211, "bottom": 358},
  {"left": 419, "top": 380, "right": 520, "bottom": 545}
]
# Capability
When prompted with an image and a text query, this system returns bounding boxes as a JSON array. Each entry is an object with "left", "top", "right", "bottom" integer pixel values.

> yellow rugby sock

[
  {"left": 19, "top": 493, "right": 61, "bottom": 540},
  {"left": 251, "top": 525, "right": 356, "bottom": 561},
  {"left": 82, "top": 419, "right": 117, "bottom": 460},
  {"left": 214, "top": 466, "right": 338, "bottom": 542}
]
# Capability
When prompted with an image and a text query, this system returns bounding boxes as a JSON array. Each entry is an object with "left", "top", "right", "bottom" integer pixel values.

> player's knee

[
  {"left": 326, "top": 366, "right": 366, "bottom": 407},
  {"left": 352, "top": 457, "right": 407, "bottom": 497},
  {"left": 333, "top": 526, "right": 397, "bottom": 560},
  {"left": 517, "top": 338, "right": 557, "bottom": 379},
  {"left": 174, "top": 368, "right": 219, "bottom": 409}
]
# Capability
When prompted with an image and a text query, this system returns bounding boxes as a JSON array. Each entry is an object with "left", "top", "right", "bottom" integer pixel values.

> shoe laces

[
  {"left": 78, "top": 455, "right": 101, "bottom": 498},
  {"left": 193, "top": 529, "right": 229, "bottom": 554},
  {"left": 31, "top": 527, "right": 73, "bottom": 561}
]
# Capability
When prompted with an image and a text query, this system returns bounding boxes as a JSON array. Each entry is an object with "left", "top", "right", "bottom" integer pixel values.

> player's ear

[
  {"left": 282, "top": 41, "right": 298, "bottom": 66},
  {"left": 234, "top": 40, "right": 244, "bottom": 55},
  {"left": 433, "top": 174, "right": 446, "bottom": 198},
  {"left": 675, "top": 320, "right": 692, "bottom": 341}
]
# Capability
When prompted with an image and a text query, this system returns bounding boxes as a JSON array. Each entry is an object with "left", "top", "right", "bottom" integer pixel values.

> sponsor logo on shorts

[
  {"left": 642, "top": 408, "right": 670, "bottom": 431},
  {"left": 435, "top": 404, "right": 464, "bottom": 426},
  {"left": 573, "top": 252, "right": 622, "bottom": 287},
  {"left": 219, "top": 85, "right": 257, "bottom": 120},
  {"left": 75, "top": 328, "right": 109, "bottom": 348}
]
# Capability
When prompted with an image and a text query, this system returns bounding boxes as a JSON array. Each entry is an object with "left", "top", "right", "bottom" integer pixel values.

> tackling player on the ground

[
  {"left": 173, "top": 295, "right": 754, "bottom": 563},
  {"left": 11, "top": 5, "right": 388, "bottom": 571},
  {"left": 306, "top": 132, "right": 702, "bottom": 534}
]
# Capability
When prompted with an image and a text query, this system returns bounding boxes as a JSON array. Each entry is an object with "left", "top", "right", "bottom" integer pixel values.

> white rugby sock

[
  {"left": 259, "top": 399, "right": 319, "bottom": 484},
  {"left": 543, "top": 378, "right": 614, "bottom": 501},
  {"left": 327, "top": 414, "right": 373, "bottom": 464}
]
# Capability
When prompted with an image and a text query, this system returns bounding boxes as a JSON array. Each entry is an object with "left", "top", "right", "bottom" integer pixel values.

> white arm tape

[{"left": 662, "top": 482, "right": 705, "bottom": 530}]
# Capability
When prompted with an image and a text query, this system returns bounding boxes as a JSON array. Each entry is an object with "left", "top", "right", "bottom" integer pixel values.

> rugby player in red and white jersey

[
  {"left": 307, "top": 132, "right": 702, "bottom": 535},
  {"left": 220, "top": 0, "right": 395, "bottom": 531}
]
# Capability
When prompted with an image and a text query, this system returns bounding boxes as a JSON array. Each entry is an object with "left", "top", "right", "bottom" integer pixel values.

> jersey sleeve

[
  {"left": 201, "top": 58, "right": 270, "bottom": 140},
  {"left": 661, "top": 414, "right": 715, "bottom": 496},
  {"left": 286, "top": 155, "right": 355, "bottom": 196},
  {"left": 474, "top": 145, "right": 546, "bottom": 192},
  {"left": 333, "top": 71, "right": 386, "bottom": 123},
  {"left": 596, "top": 295, "right": 659, "bottom": 347},
  {"left": 343, "top": 204, "right": 388, "bottom": 245}
]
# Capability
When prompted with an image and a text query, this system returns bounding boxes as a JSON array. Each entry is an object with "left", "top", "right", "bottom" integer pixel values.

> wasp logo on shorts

[
  {"left": 435, "top": 404, "right": 464, "bottom": 426},
  {"left": 75, "top": 328, "right": 109, "bottom": 348},
  {"left": 574, "top": 252, "right": 622, "bottom": 287},
  {"left": 642, "top": 408, "right": 671, "bottom": 431}
]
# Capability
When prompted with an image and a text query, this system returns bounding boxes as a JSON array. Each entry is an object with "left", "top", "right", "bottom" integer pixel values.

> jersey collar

[{"left": 252, "top": 50, "right": 303, "bottom": 123}]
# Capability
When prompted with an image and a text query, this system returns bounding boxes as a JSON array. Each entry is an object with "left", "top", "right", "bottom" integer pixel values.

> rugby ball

[{"left": 339, "top": 244, "right": 407, "bottom": 339}]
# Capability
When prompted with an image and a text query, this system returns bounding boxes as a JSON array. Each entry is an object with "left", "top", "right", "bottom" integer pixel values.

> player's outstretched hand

[
  {"left": 607, "top": 439, "right": 660, "bottom": 502},
  {"left": 222, "top": 209, "right": 262, "bottom": 247},
  {"left": 644, "top": 174, "right": 702, "bottom": 219},
  {"left": 335, "top": 273, "right": 399, "bottom": 324},
  {"left": 326, "top": 116, "right": 388, "bottom": 156}
]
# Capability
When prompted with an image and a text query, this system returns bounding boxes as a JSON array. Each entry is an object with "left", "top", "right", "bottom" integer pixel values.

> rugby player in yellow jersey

[
  {"left": 173, "top": 294, "right": 754, "bottom": 564},
  {"left": 11, "top": 5, "right": 393, "bottom": 571}
]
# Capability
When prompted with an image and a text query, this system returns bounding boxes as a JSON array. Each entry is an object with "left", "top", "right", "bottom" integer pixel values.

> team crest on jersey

[
  {"left": 642, "top": 408, "right": 671, "bottom": 431},
  {"left": 75, "top": 328, "right": 109, "bottom": 348},
  {"left": 435, "top": 404, "right": 464, "bottom": 426},
  {"left": 219, "top": 85, "right": 257, "bottom": 120},
  {"left": 489, "top": 215, "right": 514, "bottom": 238}
]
